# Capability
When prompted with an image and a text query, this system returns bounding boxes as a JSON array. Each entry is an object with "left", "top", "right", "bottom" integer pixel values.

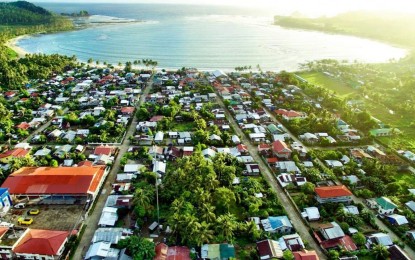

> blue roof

[
  {"left": 269, "top": 216, "right": 292, "bottom": 229},
  {"left": 0, "top": 188, "right": 8, "bottom": 195}
]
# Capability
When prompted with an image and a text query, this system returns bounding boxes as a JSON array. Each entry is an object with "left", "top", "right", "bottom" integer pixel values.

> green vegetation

[
  {"left": 0, "top": 1, "right": 74, "bottom": 40},
  {"left": 275, "top": 11, "right": 415, "bottom": 49},
  {"left": 297, "top": 59, "right": 415, "bottom": 151}
]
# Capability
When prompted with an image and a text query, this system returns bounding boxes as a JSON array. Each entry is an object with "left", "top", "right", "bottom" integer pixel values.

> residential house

[
  {"left": 278, "top": 233, "right": 305, "bottom": 252},
  {"left": 201, "top": 244, "right": 235, "bottom": 260},
  {"left": 405, "top": 201, "right": 415, "bottom": 213},
  {"left": 387, "top": 214, "right": 409, "bottom": 226},
  {"left": 315, "top": 222, "right": 357, "bottom": 251},
  {"left": 245, "top": 164, "right": 260, "bottom": 176},
  {"left": 275, "top": 109, "right": 306, "bottom": 121},
  {"left": 293, "top": 250, "right": 319, "bottom": 260},
  {"left": 277, "top": 174, "right": 307, "bottom": 188},
  {"left": 256, "top": 239, "right": 283, "bottom": 259},
  {"left": 0, "top": 148, "right": 30, "bottom": 163},
  {"left": 314, "top": 185, "right": 352, "bottom": 204},
  {"left": 85, "top": 242, "right": 120, "bottom": 259},
  {"left": 249, "top": 133, "right": 266, "bottom": 143},
  {"left": 98, "top": 207, "right": 118, "bottom": 227},
  {"left": 366, "top": 197, "right": 397, "bottom": 215},
  {"left": 154, "top": 243, "right": 191, "bottom": 260},
  {"left": 261, "top": 216, "right": 293, "bottom": 234},
  {"left": 272, "top": 140, "right": 292, "bottom": 159},
  {"left": 302, "top": 207, "right": 320, "bottom": 221},
  {"left": 366, "top": 233, "right": 393, "bottom": 247},
  {"left": 275, "top": 161, "right": 300, "bottom": 174},
  {"left": 53, "top": 145, "right": 72, "bottom": 158},
  {"left": 153, "top": 160, "right": 166, "bottom": 176},
  {"left": 12, "top": 229, "right": 71, "bottom": 260}
]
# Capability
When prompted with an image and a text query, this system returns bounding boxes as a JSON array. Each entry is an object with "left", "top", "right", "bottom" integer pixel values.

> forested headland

[
  {"left": 0, "top": 1, "right": 74, "bottom": 42},
  {"left": 0, "top": 1, "right": 78, "bottom": 90}
]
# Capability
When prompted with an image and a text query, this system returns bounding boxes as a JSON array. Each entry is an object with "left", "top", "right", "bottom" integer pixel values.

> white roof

[
  {"left": 124, "top": 164, "right": 143, "bottom": 173},
  {"left": 98, "top": 207, "right": 118, "bottom": 227},
  {"left": 153, "top": 161, "right": 166, "bottom": 174},
  {"left": 85, "top": 242, "right": 120, "bottom": 259},
  {"left": 154, "top": 132, "right": 164, "bottom": 141},
  {"left": 304, "top": 207, "right": 320, "bottom": 220},
  {"left": 388, "top": 214, "right": 409, "bottom": 225}
]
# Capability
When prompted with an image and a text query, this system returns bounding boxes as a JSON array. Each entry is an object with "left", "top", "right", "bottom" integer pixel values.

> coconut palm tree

[
  {"left": 216, "top": 213, "right": 238, "bottom": 242},
  {"left": 372, "top": 244, "right": 389, "bottom": 260}
]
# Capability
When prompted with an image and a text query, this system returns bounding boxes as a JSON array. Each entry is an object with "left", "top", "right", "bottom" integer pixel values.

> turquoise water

[{"left": 18, "top": 3, "right": 406, "bottom": 71}]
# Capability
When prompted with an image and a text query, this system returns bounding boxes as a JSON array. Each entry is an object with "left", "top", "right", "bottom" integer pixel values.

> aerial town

[{"left": 0, "top": 64, "right": 414, "bottom": 260}]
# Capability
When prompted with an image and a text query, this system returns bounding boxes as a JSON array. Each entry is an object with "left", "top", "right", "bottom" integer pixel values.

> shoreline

[{"left": 5, "top": 35, "right": 30, "bottom": 58}]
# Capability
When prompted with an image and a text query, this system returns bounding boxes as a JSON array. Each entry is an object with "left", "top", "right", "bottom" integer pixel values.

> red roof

[
  {"left": 4, "top": 91, "right": 16, "bottom": 97},
  {"left": 0, "top": 227, "right": 8, "bottom": 239},
  {"left": 272, "top": 140, "right": 291, "bottom": 153},
  {"left": 0, "top": 148, "right": 30, "bottom": 159},
  {"left": 314, "top": 185, "right": 352, "bottom": 198},
  {"left": 267, "top": 157, "right": 279, "bottom": 163},
  {"left": 155, "top": 243, "right": 168, "bottom": 260},
  {"left": 319, "top": 234, "right": 357, "bottom": 251},
  {"left": 236, "top": 144, "right": 248, "bottom": 152},
  {"left": 155, "top": 244, "right": 191, "bottom": 260},
  {"left": 293, "top": 250, "right": 319, "bottom": 260},
  {"left": 258, "top": 144, "right": 271, "bottom": 151},
  {"left": 94, "top": 146, "right": 114, "bottom": 156},
  {"left": 120, "top": 107, "right": 135, "bottom": 114},
  {"left": 77, "top": 160, "right": 93, "bottom": 167},
  {"left": 13, "top": 229, "right": 70, "bottom": 256},
  {"left": 16, "top": 122, "right": 30, "bottom": 130},
  {"left": 167, "top": 246, "right": 191, "bottom": 260},
  {"left": 1, "top": 166, "right": 106, "bottom": 195},
  {"left": 275, "top": 109, "right": 303, "bottom": 118},
  {"left": 150, "top": 115, "right": 164, "bottom": 122}
]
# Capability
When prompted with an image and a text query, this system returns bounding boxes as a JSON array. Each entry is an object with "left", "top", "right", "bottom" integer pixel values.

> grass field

[
  {"left": 297, "top": 72, "right": 358, "bottom": 98},
  {"left": 170, "top": 122, "right": 196, "bottom": 132}
]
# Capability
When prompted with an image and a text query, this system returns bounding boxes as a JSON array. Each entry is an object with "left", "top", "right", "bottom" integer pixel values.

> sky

[{"left": 34, "top": 0, "right": 415, "bottom": 16}]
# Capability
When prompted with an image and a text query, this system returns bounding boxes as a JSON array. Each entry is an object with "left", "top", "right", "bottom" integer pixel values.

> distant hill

[
  {"left": 0, "top": 1, "right": 53, "bottom": 25},
  {"left": 0, "top": 1, "right": 73, "bottom": 41},
  {"left": 274, "top": 11, "right": 415, "bottom": 49}
]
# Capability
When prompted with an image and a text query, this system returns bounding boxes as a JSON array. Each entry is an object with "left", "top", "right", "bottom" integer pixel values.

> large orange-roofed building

[{"left": 1, "top": 166, "right": 109, "bottom": 203}]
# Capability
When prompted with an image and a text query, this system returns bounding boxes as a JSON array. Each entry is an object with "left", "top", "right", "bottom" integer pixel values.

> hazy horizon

[{"left": 30, "top": 0, "right": 415, "bottom": 16}]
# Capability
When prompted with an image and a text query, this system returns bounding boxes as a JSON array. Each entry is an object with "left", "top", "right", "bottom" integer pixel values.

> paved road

[
  {"left": 215, "top": 96, "right": 327, "bottom": 259},
  {"left": 73, "top": 79, "right": 153, "bottom": 259},
  {"left": 22, "top": 108, "right": 69, "bottom": 143}
]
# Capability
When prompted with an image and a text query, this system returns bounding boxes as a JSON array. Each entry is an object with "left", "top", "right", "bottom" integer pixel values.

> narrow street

[
  {"left": 216, "top": 97, "right": 327, "bottom": 259},
  {"left": 73, "top": 79, "right": 153, "bottom": 259},
  {"left": 22, "top": 107, "right": 69, "bottom": 143}
]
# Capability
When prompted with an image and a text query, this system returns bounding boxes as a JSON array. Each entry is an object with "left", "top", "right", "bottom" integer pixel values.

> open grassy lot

[
  {"left": 297, "top": 72, "right": 358, "bottom": 97},
  {"left": 170, "top": 121, "right": 196, "bottom": 132},
  {"left": 393, "top": 171, "right": 415, "bottom": 187},
  {"left": 11, "top": 205, "right": 84, "bottom": 231}
]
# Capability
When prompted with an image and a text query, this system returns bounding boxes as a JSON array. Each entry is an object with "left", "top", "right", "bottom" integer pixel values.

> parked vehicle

[
  {"left": 17, "top": 217, "right": 33, "bottom": 225},
  {"left": 14, "top": 203, "right": 26, "bottom": 209},
  {"left": 28, "top": 209, "right": 40, "bottom": 215}
]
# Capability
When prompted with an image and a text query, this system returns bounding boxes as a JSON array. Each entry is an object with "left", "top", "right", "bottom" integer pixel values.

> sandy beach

[{"left": 5, "top": 35, "right": 29, "bottom": 58}]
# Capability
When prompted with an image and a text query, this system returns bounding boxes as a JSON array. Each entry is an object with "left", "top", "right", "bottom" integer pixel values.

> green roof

[
  {"left": 267, "top": 124, "right": 278, "bottom": 133},
  {"left": 376, "top": 197, "right": 397, "bottom": 210},
  {"left": 207, "top": 244, "right": 220, "bottom": 259},
  {"left": 220, "top": 244, "right": 235, "bottom": 259},
  {"left": 369, "top": 128, "right": 393, "bottom": 136}
]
